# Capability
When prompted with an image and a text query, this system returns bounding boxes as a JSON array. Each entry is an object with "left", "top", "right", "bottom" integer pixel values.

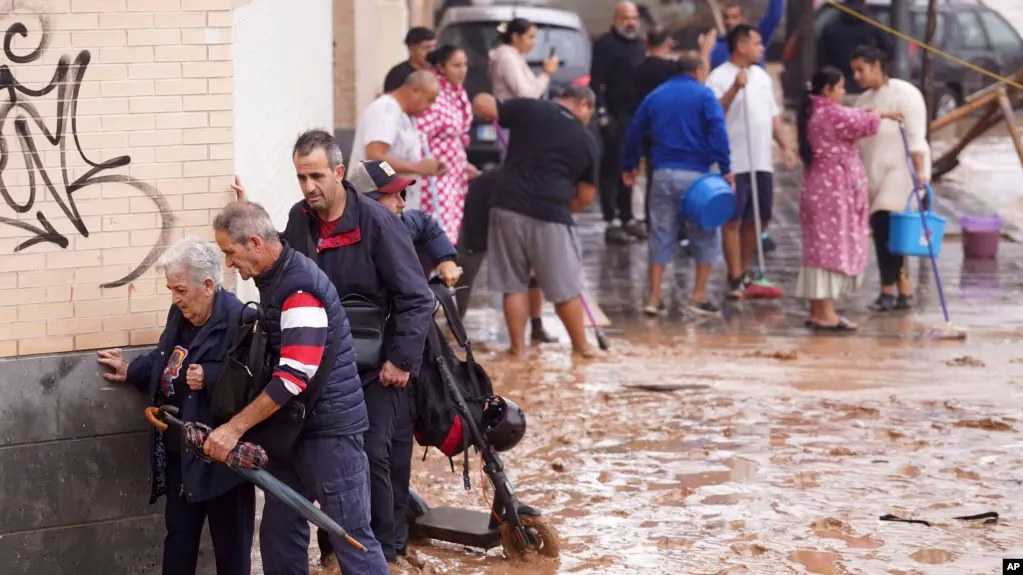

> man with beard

[{"left": 590, "top": 1, "right": 647, "bottom": 245}]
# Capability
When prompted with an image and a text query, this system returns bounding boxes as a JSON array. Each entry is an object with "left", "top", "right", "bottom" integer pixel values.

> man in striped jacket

[{"left": 208, "top": 201, "right": 390, "bottom": 575}]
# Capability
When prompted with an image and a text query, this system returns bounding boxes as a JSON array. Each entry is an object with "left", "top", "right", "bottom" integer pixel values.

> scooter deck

[{"left": 409, "top": 506, "right": 501, "bottom": 550}]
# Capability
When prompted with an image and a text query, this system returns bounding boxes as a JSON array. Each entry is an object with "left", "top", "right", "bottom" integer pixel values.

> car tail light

[
  {"left": 783, "top": 33, "right": 798, "bottom": 62},
  {"left": 571, "top": 74, "right": 590, "bottom": 87}
]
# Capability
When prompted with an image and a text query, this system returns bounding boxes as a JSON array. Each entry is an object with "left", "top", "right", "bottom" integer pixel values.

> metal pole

[{"left": 890, "top": 0, "right": 912, "bottom": 80}]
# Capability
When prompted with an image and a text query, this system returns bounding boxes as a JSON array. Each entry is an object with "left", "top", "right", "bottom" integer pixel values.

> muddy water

[{"left": 394, "top": 317, "right": 1023, "bottom": 575}]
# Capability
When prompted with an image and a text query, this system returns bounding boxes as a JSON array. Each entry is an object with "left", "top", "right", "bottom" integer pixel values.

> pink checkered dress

[{"left": 416, "top": 74, "right": 472, "bottom": 243}]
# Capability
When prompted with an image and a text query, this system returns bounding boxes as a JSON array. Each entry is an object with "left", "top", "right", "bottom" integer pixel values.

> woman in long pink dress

[
  {"left": 417, "top": 45, "right": 476, "bottom": 243},
  {"left": 796, "top": 66, "right": 902, "bottom": 332}
]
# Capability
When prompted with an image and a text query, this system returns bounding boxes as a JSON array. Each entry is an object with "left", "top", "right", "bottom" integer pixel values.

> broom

[
  {"left": 740, "top": 86, "right": 784, "bottom": 300},
  {"left": 898, "top": 124, "right": 966, "bottom": 341}
]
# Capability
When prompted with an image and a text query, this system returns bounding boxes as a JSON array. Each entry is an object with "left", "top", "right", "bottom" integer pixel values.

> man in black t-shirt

[
  {"left": 631, "top": 27, "right": 678, "bottom": 225},
  {"left": 382, "top": 27, "right": 436, "bottom": 94},
  {"left": 471, "top": 86, "right": 601, "bottom": 358}
]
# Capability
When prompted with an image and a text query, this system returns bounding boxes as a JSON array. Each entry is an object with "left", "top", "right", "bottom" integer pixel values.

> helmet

[{"left": 481, "top": 396, "right": 526, "bottom": 452}]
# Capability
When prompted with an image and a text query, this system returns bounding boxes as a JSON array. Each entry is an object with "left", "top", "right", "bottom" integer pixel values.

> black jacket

[
  {"left": 590, "top": 28, "right": 646, "bottom": 119},
  {"left": 127, "top": 289, "right": 251, "bottom": 504},
  {"left": 281, "top": 184, "right": 434, "bottom": 377}
]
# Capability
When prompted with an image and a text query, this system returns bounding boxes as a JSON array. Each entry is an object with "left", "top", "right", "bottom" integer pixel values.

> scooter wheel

[{"left": 499, "top": 515, "right": 561, "bottom": 559}]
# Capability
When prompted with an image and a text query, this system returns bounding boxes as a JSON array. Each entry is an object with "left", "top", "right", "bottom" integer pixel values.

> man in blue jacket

[
  {"left": 621, "top": 51, "right": 732, "bottom": 318},
  {"left": 709, "top": 0, "right": 784, "bottom": 69}
]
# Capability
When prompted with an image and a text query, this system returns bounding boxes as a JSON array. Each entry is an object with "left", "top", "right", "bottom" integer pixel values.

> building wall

[
  {"left": 0, "top": 0, "right": 328, "bottom": 571},
  {"left": 333, "top": 0, "right": 408, "bottom": 158},
  {"left": 232, "top": 0, "right": 333, "bottom": 303},
  {"left": 0, "top": 0, "right": 237, "bottom": 360}
]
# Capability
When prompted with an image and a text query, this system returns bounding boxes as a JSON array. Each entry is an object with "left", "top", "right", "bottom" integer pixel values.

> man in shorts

[
  {"left": 705, "top": 24, "right": 795, "bottom": 299},
  {"left": 471, "top": 85, "right": 600, "bottom": 358},
  {"left": 622, "top": 51, "right": 732, "bottom": 317}
]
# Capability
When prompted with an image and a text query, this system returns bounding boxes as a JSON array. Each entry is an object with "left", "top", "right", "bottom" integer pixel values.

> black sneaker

[
  {"left": 623, "top": 220, "right": 649, "bottom": 239},
  {"left": 895, "top": 294, "right": 913, "bottom": 310},
  {"left": 605, "top": 225, "right": 631, "bottom": 245},
  {"left": 869, "top": 293, "right": 897, "bottom": 312},
  {"left": 727, "top": 274, "right": 751, "bottom": 300},
  {"left": 687, "top": 299, "right": 721, "bottom": 316}
]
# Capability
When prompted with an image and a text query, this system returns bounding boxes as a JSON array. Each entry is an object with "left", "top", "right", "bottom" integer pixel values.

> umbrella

[{"left": 144, "top": 406, "right": 366, "bottom": 552}]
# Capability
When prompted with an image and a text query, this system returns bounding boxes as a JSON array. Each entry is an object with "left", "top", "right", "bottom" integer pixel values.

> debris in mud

[
  {"left": 743, "top": 349, "right": 798, "bottom": 361},
  {"left": 729, "top": 542, "right": 769, "bottom": 557},
  {"left": 550, "top": 461, "right": 566, "bottom": 473},
  {"left": 945, "top": 355, "right": 985, "bottom": 367},
  {"left": 828, "top": 447, "right": 857, "bottom": 456},
  {"left": 953, "top": 418, "right": 1014, "bottom": 431}
]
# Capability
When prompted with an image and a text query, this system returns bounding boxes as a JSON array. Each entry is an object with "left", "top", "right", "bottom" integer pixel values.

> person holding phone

[{"left": 488, "top": 17, "right": 560, "bottom": 100}]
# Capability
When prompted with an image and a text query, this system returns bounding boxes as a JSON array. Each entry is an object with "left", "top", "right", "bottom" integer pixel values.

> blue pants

[
  {"left": 259, "top": 434, "right": 389, "bottom": 575},
  {"left": 649, "top": 168, "right": 722, "bottom": 267}
]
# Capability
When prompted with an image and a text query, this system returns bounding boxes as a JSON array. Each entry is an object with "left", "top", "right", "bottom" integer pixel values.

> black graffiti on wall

[{"left": 0, "top": 20, "right": 176, "bottom": 288}]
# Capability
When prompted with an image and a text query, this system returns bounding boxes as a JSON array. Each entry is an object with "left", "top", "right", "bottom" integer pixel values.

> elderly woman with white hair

[{"left": 96, "top": 236, "right": 256, "bottom": 575}]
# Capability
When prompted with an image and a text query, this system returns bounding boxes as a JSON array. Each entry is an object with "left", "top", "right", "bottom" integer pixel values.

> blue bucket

[
  {"left": 888, "top": 184, "right": 946, "bottom": 258},
  {"left": 681, "top": 173, "right": 735, "bottom": 229}
]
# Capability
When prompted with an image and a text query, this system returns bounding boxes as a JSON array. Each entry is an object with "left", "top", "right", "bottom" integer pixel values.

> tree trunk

[{"left": 921, "top": 0, "right": 938, "bottom": 139}]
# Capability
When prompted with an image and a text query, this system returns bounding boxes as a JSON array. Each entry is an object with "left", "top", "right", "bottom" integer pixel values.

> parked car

[
  {"left": 437, "top": 5, "right": 592, "bottom": 168},
  {"left": 780, "top": 0, "right": 1023, "bottom": 118}
]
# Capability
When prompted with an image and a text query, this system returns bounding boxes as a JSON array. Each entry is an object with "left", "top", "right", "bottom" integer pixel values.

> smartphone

[{"left": 548, "top": 46, "right": 557, "bottom": 59}]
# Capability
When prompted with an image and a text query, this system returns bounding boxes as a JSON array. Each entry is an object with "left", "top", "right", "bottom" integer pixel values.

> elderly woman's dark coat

[{"left": 126, "top": 288, "right": 253, "bottom": 503}]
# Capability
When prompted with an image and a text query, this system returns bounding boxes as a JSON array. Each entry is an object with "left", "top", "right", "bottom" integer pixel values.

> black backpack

[{"left": 410, "top": 281, "right": 493, "bottom": 484}]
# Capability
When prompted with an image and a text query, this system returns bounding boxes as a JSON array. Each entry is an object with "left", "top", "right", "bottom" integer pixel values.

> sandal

[{"left": 811, "top": 317, "right": 858, "bottom": 332}]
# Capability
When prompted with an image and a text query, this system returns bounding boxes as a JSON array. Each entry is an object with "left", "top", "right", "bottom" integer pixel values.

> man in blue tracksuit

[
  {"left": 621, "top": 51, "right": 732, "bottom": 319},
  {"left": 709, "top": 0, "right": 784, "bottom": 69}
]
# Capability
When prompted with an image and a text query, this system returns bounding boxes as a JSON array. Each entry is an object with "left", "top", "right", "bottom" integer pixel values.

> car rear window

[{"left": 438, "top": 22, "right": 589, "bottom": 71}]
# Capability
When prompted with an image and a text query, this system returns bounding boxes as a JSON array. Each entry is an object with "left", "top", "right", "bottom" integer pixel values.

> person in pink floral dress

[
  {"left": 416, "top": 45, "right": 478, "bottom": 243},
  {"left": 795, "top": 66, "right": 902, "bottom": 332}
]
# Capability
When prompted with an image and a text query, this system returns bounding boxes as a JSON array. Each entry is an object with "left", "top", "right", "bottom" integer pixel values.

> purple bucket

[{"left": 960, "top": 215, "right": 1002, "bottom": 260}]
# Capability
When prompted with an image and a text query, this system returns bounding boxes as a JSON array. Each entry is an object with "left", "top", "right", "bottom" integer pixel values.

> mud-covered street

[{"left": 246, "top": 156, "right": 1023, "bottom": 574}]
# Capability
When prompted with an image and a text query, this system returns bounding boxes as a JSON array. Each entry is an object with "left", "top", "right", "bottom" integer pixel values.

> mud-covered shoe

[
  {"left": 726, "top": 274, "right": 751, "bottom": 300},
  {"left": 869, "top": 293, "right": 897, "bottom": 312},
  {"left": 895, "top": 294, "right": 913, "bottom": 310},
  {"left": 623, "top": 220, "right": 649, "bottom": 239},
  {"left": 319, "top": 554, "right": 341, "bottom": 575},
  {"left": 687, "top": 299, "right": 721, "bottom": 316},
  {"left": 605, "top": 224, "right": 631, "bottom": 245}
]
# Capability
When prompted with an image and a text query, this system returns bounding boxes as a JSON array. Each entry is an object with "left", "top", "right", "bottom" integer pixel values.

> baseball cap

[{"left": 347, "top": 160, "right": 415, "bottom": 199}]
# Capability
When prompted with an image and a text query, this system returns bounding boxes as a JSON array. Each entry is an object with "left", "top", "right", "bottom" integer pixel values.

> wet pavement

[{"left": 252, "top": 161, "right": 1023, "bottom": 574}]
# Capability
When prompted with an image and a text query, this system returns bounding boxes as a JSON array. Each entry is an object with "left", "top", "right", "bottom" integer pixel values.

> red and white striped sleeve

[{"left": 264, "top": 291, "right": 329, "bottom": 407}]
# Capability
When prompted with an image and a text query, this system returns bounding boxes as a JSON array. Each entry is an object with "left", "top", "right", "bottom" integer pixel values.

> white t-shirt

[
  {"left": 705, "top": 62, "right": 779, "bottom": 174},
  {"left": 349, "top": 94, "right": 424, "bottom": 209}
]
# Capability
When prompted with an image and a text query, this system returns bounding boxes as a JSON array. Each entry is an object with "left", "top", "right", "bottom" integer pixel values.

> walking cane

[{"left": 741, "top": 85, "right": 784, "bottom": 299}]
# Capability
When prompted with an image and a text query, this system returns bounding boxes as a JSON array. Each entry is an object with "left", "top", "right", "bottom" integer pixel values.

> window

[
  {"left": 911, "top": 12, "right": 946, "bottom": 46},
  {"left": 438, "top": 23, "right": 589, "bottom": 71},
  {"left": 979, "top": 10, "right": 1023, "bottom": 52},
  {"left": 954, "top": 11, "right": 989, "bottom": 50}
]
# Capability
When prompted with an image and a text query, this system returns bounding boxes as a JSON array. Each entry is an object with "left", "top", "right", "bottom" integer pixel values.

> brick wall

[{"left": 0, "top": 0, "right": 238, "bottom": 359}]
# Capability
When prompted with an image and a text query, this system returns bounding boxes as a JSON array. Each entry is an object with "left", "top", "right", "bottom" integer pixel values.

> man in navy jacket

[{"left": 233, "top": 130, "right": 434, "bottom": 566}]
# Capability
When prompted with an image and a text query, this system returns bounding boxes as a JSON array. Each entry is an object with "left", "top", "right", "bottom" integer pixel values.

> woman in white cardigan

[
  {"left": 488, "top": 17, "right": 560, "bottom": 99},
  {"left": 852, "top": 45, "right": 931, "bottom": 312}
]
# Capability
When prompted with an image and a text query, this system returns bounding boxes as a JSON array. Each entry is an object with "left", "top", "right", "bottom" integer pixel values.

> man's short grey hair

[
  {"left": 212, "top": 201, "right": 281, "bottom": 246},
  {"left": 293, "top": 129, "right": 344, "bottom": 170},
  {"left": 559, "top": 84, "right": 597, "bottom": 106},
  {"left": 156, "top": 235, "right": 224, "bottom": 288},
  {"left": 677, "top": 50, "right": 706, "bottom": 76}
]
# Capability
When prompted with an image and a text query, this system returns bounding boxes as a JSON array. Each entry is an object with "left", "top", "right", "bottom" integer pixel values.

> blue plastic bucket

[
  {"left": 681, "top": 173, "right": 735, "bottom": 229},
  {"left": 888, "top": 184, "right": 946, "bottom": 258}
]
